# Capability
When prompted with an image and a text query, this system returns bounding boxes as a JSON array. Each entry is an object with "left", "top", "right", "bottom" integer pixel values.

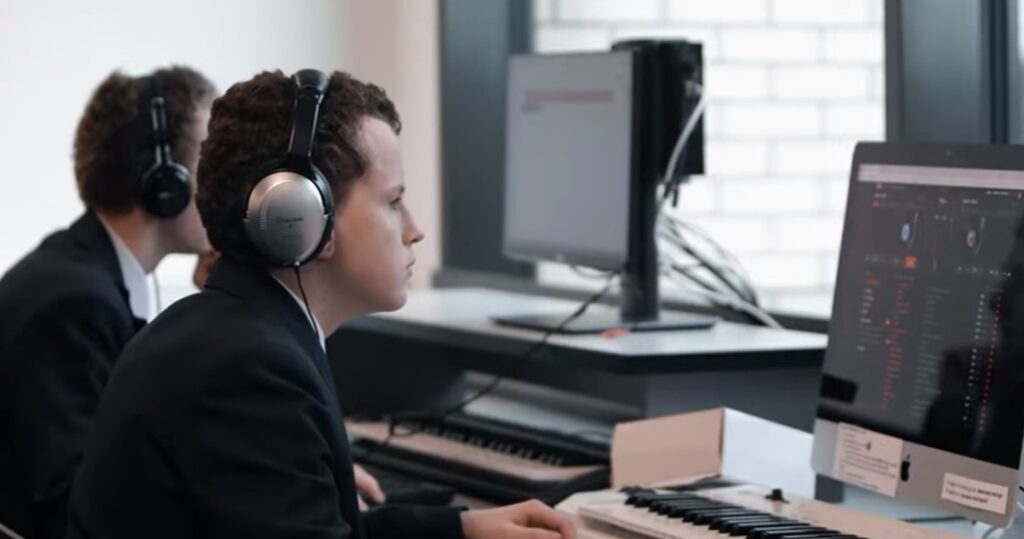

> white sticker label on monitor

[
  {"left": 832, "top": 423, "right": 903, "bottom": 496},
  {"left": 941, "top": 473, "right": 1009, "bottom": 515}
]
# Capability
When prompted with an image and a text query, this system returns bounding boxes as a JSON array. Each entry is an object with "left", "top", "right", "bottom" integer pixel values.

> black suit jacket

[
  {"left": 0, "top": 211, "right": 144, "bottom": 539},
  {"left": 66, "top": 257, "right": 463, "bottom": 539}
]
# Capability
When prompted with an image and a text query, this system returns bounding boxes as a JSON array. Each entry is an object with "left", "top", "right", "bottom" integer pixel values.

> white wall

[{"left": 0, "top": 0, "right": 441, "bottom": 300}]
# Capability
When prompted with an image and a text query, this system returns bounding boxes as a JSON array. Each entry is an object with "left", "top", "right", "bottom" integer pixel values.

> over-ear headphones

[
  {"left": 138, "top": 76, "right": 192, "bottom": 219},
  {"left": 243, "top": 69, "right": 334, "bottom": 267}
]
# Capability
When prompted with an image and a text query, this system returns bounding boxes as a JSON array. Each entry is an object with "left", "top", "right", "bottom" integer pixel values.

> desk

[{"left": 328, "top": 287, "right": 828, "bottom": 429}]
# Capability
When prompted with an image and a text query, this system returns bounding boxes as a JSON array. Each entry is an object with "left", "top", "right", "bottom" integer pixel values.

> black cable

[
  {"left": 667, "top": 263, "right": 729, "bottom": 297},
  {"left": 660, "top": 227, "right": 758, "bottom": 306},
  {"left": 293, "top": 266, "right": 318, "bottom": 336},
  {"left": 660, "top": 224, "right": 755, "bottom": 303},
  {"left": 670, "top": 219, "right": 760, "bottom": 306},
  {"left": 663, "top": 263, "right": 781, "bottom": 329},
  {"left": 444, "top": 272, "right": 617, "bottom": 414},
  {"left": 372, "top": 274, "right": 620, "bottom": 450}
]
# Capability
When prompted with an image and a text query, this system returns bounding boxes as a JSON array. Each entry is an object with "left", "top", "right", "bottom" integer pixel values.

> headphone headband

[
  {"left": 287, "top": 69, "right": 330, "bottom": 161},
  {"left": 149, "top": 96, "right": 173, "bottom": 167},
  {"left": 138, "top": 73, "right": 192, "bottom": 219},
  {"left": 242, "top": 69, "right": 335, "bottom": 267}
]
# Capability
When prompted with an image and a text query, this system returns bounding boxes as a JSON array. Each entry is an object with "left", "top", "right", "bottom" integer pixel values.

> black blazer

[
  {"left": 0, "top": 211, "right": 144, "bottom": 539},
  {"left": 66, "top": 257, "right": 463, "bottom": 539}
]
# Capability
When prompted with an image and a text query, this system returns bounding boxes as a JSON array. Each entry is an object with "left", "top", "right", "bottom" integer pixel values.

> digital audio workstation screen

[{"left": 820, "top": 164, "right": 1024, "bottom": 467}]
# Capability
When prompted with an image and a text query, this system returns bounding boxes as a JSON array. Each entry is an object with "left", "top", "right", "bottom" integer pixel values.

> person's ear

[{"left": 317, "top": 229, "right": 336, "bottom": 260}]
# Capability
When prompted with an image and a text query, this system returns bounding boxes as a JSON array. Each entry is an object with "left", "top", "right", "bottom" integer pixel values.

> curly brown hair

[
  {"left": 73, "top": 66, "right": 216, "bottom": 214},
  {"left": 196, "top": 70, "right": 401, "bottom": 262}
]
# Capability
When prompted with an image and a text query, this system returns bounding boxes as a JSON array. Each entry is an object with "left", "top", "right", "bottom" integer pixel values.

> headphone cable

[{"left": 293, "top": 266, "right": 319, "bottom": 337}]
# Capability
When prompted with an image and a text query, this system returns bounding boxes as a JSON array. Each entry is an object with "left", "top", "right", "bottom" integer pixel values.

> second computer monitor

[
  {"left": 503, "top": 51, "right": 635, "bottom": 271},
  {"left": 812, "top": 142, "right": 1024, "bottom": 527}
]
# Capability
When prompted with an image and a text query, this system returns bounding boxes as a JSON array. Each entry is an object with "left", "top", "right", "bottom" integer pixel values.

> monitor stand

[{"left": 492, "top": 308, "right": 718, "bottom": 335}]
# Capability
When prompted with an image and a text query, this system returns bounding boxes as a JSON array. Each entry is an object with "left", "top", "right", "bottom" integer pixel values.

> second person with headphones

[{"left": 0, "top": 66, "right": 215, "bottom": 539}]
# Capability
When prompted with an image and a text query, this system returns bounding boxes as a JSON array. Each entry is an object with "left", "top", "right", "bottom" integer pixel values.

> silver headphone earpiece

[
  {"left": 243, "top": 170, "right": 330, "bottom": 267},
  {"left": 242, "top": 69, "right": 334, "bottom": 267}
]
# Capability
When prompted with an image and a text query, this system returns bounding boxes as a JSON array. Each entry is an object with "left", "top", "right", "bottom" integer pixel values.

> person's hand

[
  {"left": 192, "top": 249, "right": 220, "bottom": 290},
  {"left": 461, "top": 499, "right": 575, "bottom": 539},
  {"left": 353, "top": 464, "right": 386, "bottom": 511}
]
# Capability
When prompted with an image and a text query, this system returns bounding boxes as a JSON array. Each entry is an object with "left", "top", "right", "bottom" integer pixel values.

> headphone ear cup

[
  {"left": 141, "top": 163, "right": 192, "bottom": 219},
  {"left": 244, "top": 170, "right": 331, "bottom": 266}
]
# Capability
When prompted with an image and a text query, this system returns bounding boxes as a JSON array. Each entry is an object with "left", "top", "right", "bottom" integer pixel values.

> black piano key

[
  {"left": 660, "top": 500, "right": 727, "bottom": 516},
  {"left": 713, "top": 515, "right": 789, "bottom": 532},
  {"left": 692, "top": 508, "right": 763, "bottom": 524},
  {"left": 630, "top": 492, "right": 696, "bottom": 507},
  {"left": 752, "top": 527, "right": 819, "bottom": 538},
  {"left": 703, "top": 511, "right": 769, "bottom": 528},
  {"left": 647, "top": 496, "right": 709, "bottom": 507},
  {"left": 727, "top": 521, "right": 799, "bottom": 536},
  {"left": 774, "top": 533, "right": 844, "bottom": 539},
  {"left": 680, "top": 504, "right": 744, "bottom": 517},
  {"left": 672, "top": 505, "right": 728, "bottom": 519},
  {"left": 663, "top": 503, "right": 728, "bottom": 517},
  {"left": 753, "top": 526, "right": 832, "bottom": 538},
  {"left": 733, "top": 521, "right": 813, "bottom": 536}
]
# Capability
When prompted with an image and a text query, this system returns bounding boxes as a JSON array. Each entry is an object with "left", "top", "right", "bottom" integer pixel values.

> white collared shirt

[
  {"left": 270, "top": 274, "right": 326, "bottom": 352},
  {"left": 100, "top": 222, "right": 153, "bottom": 321}
]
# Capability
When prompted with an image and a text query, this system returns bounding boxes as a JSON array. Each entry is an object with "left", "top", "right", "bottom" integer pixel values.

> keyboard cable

[{"left": 364, "top": 273, "right": 619, "bottom": 455}]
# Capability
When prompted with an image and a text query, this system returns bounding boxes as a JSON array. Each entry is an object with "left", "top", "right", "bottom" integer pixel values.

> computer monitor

[
  {"left": 495, "top": 48, "right": 717, "bottom": 334},
  {"left": 812, "top": 142, "right": 1024, "bottom": 527},
  {"left": 502, "top": 51, "right": 634, "bottom": 273}
]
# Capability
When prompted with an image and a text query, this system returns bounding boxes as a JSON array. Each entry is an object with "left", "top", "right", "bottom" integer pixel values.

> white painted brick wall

[
  {"left": 772, "top": 216, "right": 845, "bottom": 251},
  {"left": 773, "top": 66, "right": 871, "bottom": 99},
  {"left": 721, "top": 28, "right": 819, "bottom": 62},
  {"left": 721, "top": 104, "right": 820, "bottom": 138},
  {"left": 668, "top": 0, "right": 769, "bottom": 23},
  {"left": 824, "top": 177, "right": 851, "bottom": 211},
  {"left": 774, "top": 140, "right": 858, "bottom": 175},
  {"left": 706, "top": 141, "right": 769, "bottom": 176},
  {"left": 676, "top": 176, "right": 719, "bottom": 214},
  {"left": 824, "top": 28, "right": 883, "bottom": 63},
  {"left": 706, "top": 65, "right": 770, "bottom": 99},
  {"left": 685, "top": 216, "right": 774, "bottom": 253},
  {"left": 772, "top": 0, "right": 870, "bottom": 25},
  {"left": 533, "top": 0, "right": 885, "bottom": 316},
  {"left": 719, "top": 177, "right": 823, "bottom": 214},
  {"left": 825, "top": 103, "right": 884, "bottom": 137},
  {"left": 559, "top": 0, "right": 661, "bottom": 22}
]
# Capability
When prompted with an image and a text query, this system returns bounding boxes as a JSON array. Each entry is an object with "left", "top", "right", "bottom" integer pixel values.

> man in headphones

[
  {"left": 0, "top": 67, "right": 215, "bottom": 539},
  {"left": 67, "top": 69, "right": 575, "bottom": 538}
]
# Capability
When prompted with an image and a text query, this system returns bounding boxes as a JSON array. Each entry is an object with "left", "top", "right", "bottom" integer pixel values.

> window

[{"left": 532, "top": 0, "right": 885, "bottom": 317}]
